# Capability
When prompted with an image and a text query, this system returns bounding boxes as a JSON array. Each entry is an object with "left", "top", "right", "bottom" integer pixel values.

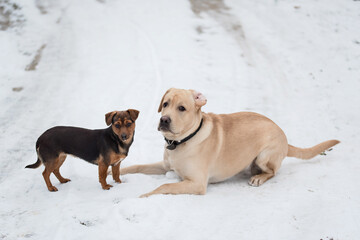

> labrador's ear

[
  {"left": 158, "top": 88, "right": 173, "bottom": 113},
  {"left": 127, "top": 109, "right": 140, "bottom": 121},
  {"left": 105, "top": 111, "right": 117, "bottom": 126},
  {"left": 190, "top": 90, "right": 207, "bottom": 108}
]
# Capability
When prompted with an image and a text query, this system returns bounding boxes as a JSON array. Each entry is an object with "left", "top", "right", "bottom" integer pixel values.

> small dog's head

[
  {"left": 157, "top": 88, "right": 206, "bottom": 140},
  {"left": 105, "top": 109, "right": 139, "bottom": 142}
]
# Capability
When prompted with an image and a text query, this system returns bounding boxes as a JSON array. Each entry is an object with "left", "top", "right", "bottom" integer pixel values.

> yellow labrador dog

[{"left": 122, "top": 88, "right": 339, "bottom": 197}]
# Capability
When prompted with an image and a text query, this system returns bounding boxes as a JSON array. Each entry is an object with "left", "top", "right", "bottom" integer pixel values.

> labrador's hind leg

[{"left": 248, "top": 149, "right": 285, "bottom": 187}]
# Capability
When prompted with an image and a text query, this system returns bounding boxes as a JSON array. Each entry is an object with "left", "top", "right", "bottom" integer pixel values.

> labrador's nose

[{"left": 160, "top": 116, "right": 171, "bottom": 125}]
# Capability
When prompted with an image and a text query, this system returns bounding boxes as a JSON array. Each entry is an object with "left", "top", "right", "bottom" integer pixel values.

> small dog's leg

[
  {"left": 112, "top": 163, "right": 121, "bottom": 183},
  {"left": 42, "top": 168, "right": 58, "bottom": 192},
  {"left": 53, "top": 154, "right": 70, "bottom": 183},
  {"left": 140, "top": 180, "right": 207, "bottom": 198},
  {"left": 53, "top": 169, "right": 71, "bottom": 184},
  {"left": 98, "top": 161, "right": 113, "bottom": 190}
]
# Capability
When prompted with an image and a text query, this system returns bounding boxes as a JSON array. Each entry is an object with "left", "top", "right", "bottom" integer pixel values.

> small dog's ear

[
  {"left": 190, "top": 90, "right": 207, "bottom": 108},
  {"left": 105, "top": 111, "right": 117, "bottom": 126},
  {"left": 127, "top": 109, "right": 140, "bottom": 121},
  {"left": 158, "top": 88, "right": 172, "bottom": 113}
]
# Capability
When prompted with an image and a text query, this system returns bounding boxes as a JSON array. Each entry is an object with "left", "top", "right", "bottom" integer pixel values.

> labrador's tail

[{"left": 287, "top": 140, "right": 340, "bottom": 160}]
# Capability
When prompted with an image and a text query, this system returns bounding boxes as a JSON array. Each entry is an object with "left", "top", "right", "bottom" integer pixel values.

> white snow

[{"left": 1, "top": 0, "right": 359, "bottom": 239}]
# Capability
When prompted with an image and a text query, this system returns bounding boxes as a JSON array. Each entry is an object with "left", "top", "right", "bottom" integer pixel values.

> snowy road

[{"left": 1, "top": 0, "right": 360, "bottom": 239}]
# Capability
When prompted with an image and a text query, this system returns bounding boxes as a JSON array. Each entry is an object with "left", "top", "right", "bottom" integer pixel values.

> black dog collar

[{"left": 164, "top": 118, "right": 203, "bottom": 150}]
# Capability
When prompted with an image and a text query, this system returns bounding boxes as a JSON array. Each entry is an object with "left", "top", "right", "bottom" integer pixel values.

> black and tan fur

[{"left": 26, "top": 109, "right": 139, "bottom": 192}]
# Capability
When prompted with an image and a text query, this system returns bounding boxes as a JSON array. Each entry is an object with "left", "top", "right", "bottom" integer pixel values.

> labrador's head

[{"left": 157, "top": 88, "right": 207, "bottom": 140}]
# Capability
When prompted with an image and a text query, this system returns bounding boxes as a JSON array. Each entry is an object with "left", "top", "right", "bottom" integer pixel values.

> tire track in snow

[
  {"left": 189, "top": 0, "right": 289, "bottom": 117},
  {"left": 128, "top": 20, "right": 163, "bottom": 133},
  {"left": 0, "top": 2, "right": 75, "bottom": 182},
  {"left": 189, "top": 0, "right": 253, "bottom": 66},
  {"left": 25, "top": 44, "right": 46, "bottom": 71}
]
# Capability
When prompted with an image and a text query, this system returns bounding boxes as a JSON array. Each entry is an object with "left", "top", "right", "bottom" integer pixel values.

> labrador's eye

[
  {"left": 178, "top": 106, "right": 186, "bottom": 112},
  {"left": 163, "top": 102, "right": 168, "bottom": 108},
  {"left": 114, "top": 124, "right": 120, "bottom": 129},
  {"left": 126, "top": 122, "right": 132, "bottom": 127}
]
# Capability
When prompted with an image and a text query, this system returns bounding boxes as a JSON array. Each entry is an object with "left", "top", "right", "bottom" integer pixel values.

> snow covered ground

[{"left": 0, "top": 0, "right": 359, "bottom": 239}]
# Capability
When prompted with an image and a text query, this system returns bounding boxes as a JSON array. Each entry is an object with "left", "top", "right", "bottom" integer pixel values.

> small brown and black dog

[{"left": 25, "top": 109, "right": 139, "bottom": 192}]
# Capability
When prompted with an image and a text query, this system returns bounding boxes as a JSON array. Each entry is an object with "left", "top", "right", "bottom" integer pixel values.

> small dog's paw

[
  {"left": 60, "top": 178, "right": 71, "bottom": 184},
  {"left": 114, "top": 178, "right": 122, "bottom": 183},
  {"left": 248, "top": 176, "right": 263, "bottom": 187},
  {"left": 48, "top": 186, "right": 58, "bottom": 192},
  {"left": 102, "top": 184, "right": 113, "bottom": 190}
]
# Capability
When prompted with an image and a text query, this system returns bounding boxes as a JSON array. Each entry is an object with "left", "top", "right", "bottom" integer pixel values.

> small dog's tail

[
  {"left": 287, "top": 139, "right": 340, "bottom": 160},
  {"left": 25, "top": 158, "right": 42, "bottom": 169},
  {"left": 26, "top": 144, "right": 43, "bottom": 169}
]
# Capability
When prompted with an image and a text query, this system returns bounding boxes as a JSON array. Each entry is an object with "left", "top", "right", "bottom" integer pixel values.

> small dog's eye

[
  {"left": 126, "top": 122, "right": 132, "bottom": 127},
  {"left": 163, "top": 102, "right": 168, "bottom": 108},
  {"left": 114, "top": 124, "right": 120, "bottom": 128},
  {"left": 178, "top": 106, "right": 186, "bottom": 112}
]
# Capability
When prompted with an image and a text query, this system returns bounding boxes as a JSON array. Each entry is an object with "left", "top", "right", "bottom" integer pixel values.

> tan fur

[
  {"left": 108, "top": 152, "right": 127, "bottom": 166},
  {"left": 96, "top": 151, "right": 127, "bottom": 189},
  {"left": 96, "top": 157, "right": 112, "bottom": 190},
  {"left": 287, "top": 140, "right": 340, "bottom": 159},
  {"left": 109, "top": 152, "right": 126, "bottom": 183},
  {"left": 122, "top": 88, "right": 340, "bottom": 197},
  {"left": 41, "top": 152, "right": 70, "bottom": 192},
  {"left": 112, "top": 162, "right": 121, "bottom": 183}
]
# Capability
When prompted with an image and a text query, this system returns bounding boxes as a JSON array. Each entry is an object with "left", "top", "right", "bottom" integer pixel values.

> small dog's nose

[
  {"left": 160, "top": 116, "right": 171, "bottom": 125},
  {"left": 121, "top": 134, "right": 127, "bottom": 140}
]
